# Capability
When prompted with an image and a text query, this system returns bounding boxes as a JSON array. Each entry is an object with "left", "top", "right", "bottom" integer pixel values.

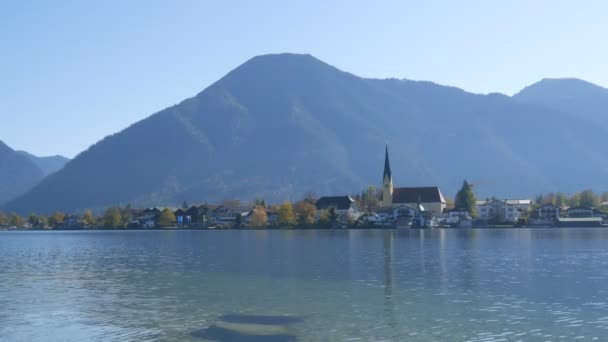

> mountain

[
  {"left": 17, "top": 151, "right": 70, "bottom": 176},
  {"left": 0, "top": 141, "right": 45, "bottom": 206},
  {"left": 514, "top": 78, "right": 608, "bottom": 127},
  {"left": 5, "top": 54, "right": 608, "bottom": 214}
]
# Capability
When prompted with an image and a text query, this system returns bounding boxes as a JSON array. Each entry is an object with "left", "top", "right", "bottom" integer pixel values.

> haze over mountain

[
  {"left": 17, "top": 151, "right": 70, "bottom": 177},
  {"left": 0, "top": 141, "right": 46, "bottom": 206},
  {"left": 5, "top": 54, "right": 608, "bottom": 214}
]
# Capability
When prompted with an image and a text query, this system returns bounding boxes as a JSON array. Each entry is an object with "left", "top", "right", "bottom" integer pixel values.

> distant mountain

[
  {"left": 5, "top": 54, "right": 608, "bottom": 214},
  {"left": 514, "top": 78, "right": 608, "bottom": 127},
  {"left": 0, "top": 141, "right": 45, "bottom": 206},
  {"left": 17, "top": 151, "right": 70, "bottom": 176}
]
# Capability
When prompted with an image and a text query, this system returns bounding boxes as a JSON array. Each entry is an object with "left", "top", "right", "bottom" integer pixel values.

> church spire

[{"left": 383, "top": 144, "right": 392, "bottom": 182}]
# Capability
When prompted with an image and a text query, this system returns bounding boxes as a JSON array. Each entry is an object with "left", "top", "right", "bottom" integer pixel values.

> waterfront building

[
  {"left": 476, "top": 199, "right": 532, "bottom": 223},
  {"left": 315, "top": 196, "right": 361, "bottom": 222}
]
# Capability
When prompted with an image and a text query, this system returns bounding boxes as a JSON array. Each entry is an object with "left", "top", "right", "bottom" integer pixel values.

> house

[
  {"left": 567, "top": 206, "right": 595, "bottom": 218},
  {"left": 174, "top": 209, "right": 189, "bottom": 224},
  {"left": 537, "top": 204, "right": 562, "bottom": 221},
  {"left": 476, "top": 199, "right": 532, "bottom": 223},
  {"left": 441, "top": 209, "right": 472, "bottom": 225},
  {"left": 315, "top": 196, "right": 361, "bottom": 222},
  {"left": 380, "top": 146, "right": 447, "bottom": 214}
]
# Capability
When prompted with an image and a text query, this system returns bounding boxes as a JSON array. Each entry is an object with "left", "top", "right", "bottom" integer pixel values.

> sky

[{"left": 1, "top": 0, "right": 607, "bottom": 158}]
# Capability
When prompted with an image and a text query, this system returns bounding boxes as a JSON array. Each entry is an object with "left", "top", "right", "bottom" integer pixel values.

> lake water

[{"left": 2, "top": 229, "right": 608, "bottom": 341}]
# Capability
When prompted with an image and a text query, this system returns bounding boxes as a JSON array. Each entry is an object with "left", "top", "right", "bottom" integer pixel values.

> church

[{"left": 380, "top": 146, "right": 447, "bottom": 214}]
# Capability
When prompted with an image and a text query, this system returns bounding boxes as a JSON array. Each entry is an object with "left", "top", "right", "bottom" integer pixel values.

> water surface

[{"left": 2, "top": 229, "right": 608, "bottom": 341}]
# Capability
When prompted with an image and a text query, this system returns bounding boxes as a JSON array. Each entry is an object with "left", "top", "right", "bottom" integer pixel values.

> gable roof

[
  {"left": 316, "top": 196, "right": 355, "bottom": 210},
  {"left": 392, "top": 187, "right": 446, "bottom": 204}
]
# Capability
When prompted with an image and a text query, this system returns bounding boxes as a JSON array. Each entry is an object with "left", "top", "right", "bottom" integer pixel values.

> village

[{"left": 2, "top": 146, "right": 607, "bottom": 230}]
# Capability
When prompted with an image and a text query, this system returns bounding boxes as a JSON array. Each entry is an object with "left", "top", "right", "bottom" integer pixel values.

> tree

[
  {"left": 9, "top": 213, "right": 25, "bottom": 228},
  {"left": 28, "top": 213, "right": 45, "bottom": 228},
  {"left": 182, "top": 201, "right": 189, "bottom": 209},
  {"left": 83, "top": 210, "right": 96, "bottom": 226},
  {"left": 0, "top": 212, "right": 7, "bottom": 226},
  {"left": 122, "top": 204, "right": 132, "bottom": 225},
  {"left": 48, "top": 211, "right": 66, "bottom": 228},
  {"left": 277, "top": 201, "right": 296, "bottom": 226},
  {"left": 567, "top": 193, "right": 581, "bottom": 207},
  {"left": 199, "top": 203, "right": 210, "bottom": 227},
  {"left": 579, "top": 189, "right": 600, "bottom": 208},
  {"left": 249, "top": 206, "right": 268, "bottom": 227},
  {"left": 602, "top": 192, "right": 608, "bottom": 203},
  {"left": 302, "top": 191, "right": 318, "bottom": 204},
  {"left": 316, "top": 209, "right": 330, "bottom": 227},
  {"left": 454, "top": 180, "right": 477, "bottom": 218},
  {"left": 234, "top": 212, "right": 243, "bottom": 228},
  {"left": 103, "top": 207, "right": 123, "bottom": 228},
  {"left": 158, "top": 208, "right": 176, "bottom": 227},
  {"left": 294, "top": 201, "right": 317, "bottom": 226},
  {"left": 361, "top": 186, "right": 380, "bottom": 212},
  {"left": 329, "top": 207, "right": 338, "bottom": 224},
  {"left": 554, "top": 192, "right": 567, "bottom": 206}
]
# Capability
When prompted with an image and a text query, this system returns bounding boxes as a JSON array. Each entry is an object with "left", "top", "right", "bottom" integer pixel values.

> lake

[{"left": 2, "top": 229, "right": 608, "bottom": 341}]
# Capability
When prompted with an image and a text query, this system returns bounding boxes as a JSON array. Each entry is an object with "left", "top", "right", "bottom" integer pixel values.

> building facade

[{"left": 381, "top": 146, "right": 447, "bottom": 214}]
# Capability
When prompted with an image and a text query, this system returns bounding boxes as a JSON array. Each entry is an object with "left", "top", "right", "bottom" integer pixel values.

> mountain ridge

[{"left": 5, "top": 53, "right": 608, "bottom": 214}]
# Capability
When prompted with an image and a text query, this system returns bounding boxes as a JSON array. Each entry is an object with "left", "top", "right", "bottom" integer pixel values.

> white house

[
  {"left": 476, "top": 199, "right": 532, "bottom": 223},
  {"left": 315, "top": 196, "right": 361, "bottom": 222}
]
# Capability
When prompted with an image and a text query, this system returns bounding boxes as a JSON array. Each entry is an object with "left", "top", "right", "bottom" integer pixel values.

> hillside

[
  {"left": 0, "top": 141, "right": 45, "bottom": 206},
  {"left": 17, "top": 151, "right": 70, "bottom": 176},
  {"left": 514, "top": 78, "right": 608, "bottom": 127},
  {"left": 5, "top": 54, "right": 608, "bottom": 214}
]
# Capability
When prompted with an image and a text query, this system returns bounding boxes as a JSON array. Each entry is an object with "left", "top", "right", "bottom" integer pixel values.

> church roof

[
  {"left": 393, "top": 187, "right": 446, "bottom": 204},
  {"left": 383, "top": 145, "right": 391, "bottom": 181}
]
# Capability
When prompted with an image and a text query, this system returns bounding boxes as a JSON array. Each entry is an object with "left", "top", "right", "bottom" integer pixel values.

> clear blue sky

[{"left": 1, "top": 0, "right": 606, "bottom": 158}]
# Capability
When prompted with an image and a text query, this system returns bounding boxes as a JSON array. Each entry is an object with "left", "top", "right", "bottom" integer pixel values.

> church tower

[{"left": 382, "top": 145, "right": 394, "bottom": 207}]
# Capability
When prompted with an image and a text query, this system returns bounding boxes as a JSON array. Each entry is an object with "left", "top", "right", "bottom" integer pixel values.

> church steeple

[
  {"left": 382, "top": 145, "right": 394, "bottom": 207},
  {"left": 383, "top": 145, "right": 392, "bottom": 182}
]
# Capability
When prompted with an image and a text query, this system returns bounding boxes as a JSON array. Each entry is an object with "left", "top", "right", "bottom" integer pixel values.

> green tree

[
  {"left": 249, "top": 206, "right": 268, "bottom": 227},
  {"left": 158, "top": 208, "right": 176, "bottom": 227},
  {"left": 601, "top": 192, "right": 608, "bottom": 203},
  {"left": 567, "top": 193, "right": 581, "bottom": 207},
  {"left": 554, "top": 192, "right": 567, "bottom": 206},
  {"left": 454, "top": 180, "right": 477, "bottom": 218},
  {"left": 295, "top": 201, "right": 317, "bottom": 226},
  {"left": 83, "top": 209, "right": 96, "bottom": 226},
  {"left": 27, "top": 213, "right": 45, "bottom": 228},
  {"left": 234, "top": 212, "right": 243, "bottom": 228},
  {"left": 9, "top": 213, "right": 25, "bottom": 228},
  {"left": 579, "top": 189, "right": 600, "bottom": 208},
  {"left": 103, "top": 207, "right": 123, "bottom": 228},
  {"left": 328, "top": 207, "right": 338, "bottom": 224},
  {"left": 277, "top": 201, "right": 296, "bottom": 226}
]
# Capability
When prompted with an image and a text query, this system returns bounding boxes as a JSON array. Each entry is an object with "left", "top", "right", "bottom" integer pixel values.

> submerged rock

[
  {"left": 191, "top": 324, "right": 297, "bottom": 342},
  {"left": 219, "top": 314, "right": 303, "bottom": 325}
]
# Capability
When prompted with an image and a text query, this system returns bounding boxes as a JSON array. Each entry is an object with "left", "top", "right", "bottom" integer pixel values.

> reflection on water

[{"left": 2, "top": 229, "right": 608, "bottom": 341}]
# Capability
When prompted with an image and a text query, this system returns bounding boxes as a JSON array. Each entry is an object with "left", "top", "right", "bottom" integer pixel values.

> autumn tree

[
  {"left": 361, "top": 186, "right": 380, "bottom": 212},
  {"left": 295, "top": 201, "right": 317, "bottom": 226},
  {"left": 9, "top": 213, "right": 25, "bottom": 228},
  {"left": 103, "top": 207, "right": 123, "bottom": 228},
  {"left": 249, "top": 206, "right": 268, "bottom": 227},
  {"left": 0, "top": 212, "right": 7, "bottom": 226},
  {"left": 158, "top": 208, "right": 176, "bottom": 227},
  {"left": 277, "top": 201, "right": 296, "bottom": 226},
  {"left": 454, "top": 180, "right": 477, "bottom": 217},
  {"left": 48, "top": 211, "right": 66, "bottom": 228},
  {"left": 83, "top": 210, "right": 96, "bottom": 226}
]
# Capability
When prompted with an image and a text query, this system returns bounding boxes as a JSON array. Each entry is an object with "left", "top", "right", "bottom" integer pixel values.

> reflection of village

[{"left": 126, "top": 147, "right": 608, "bottom": 229}]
